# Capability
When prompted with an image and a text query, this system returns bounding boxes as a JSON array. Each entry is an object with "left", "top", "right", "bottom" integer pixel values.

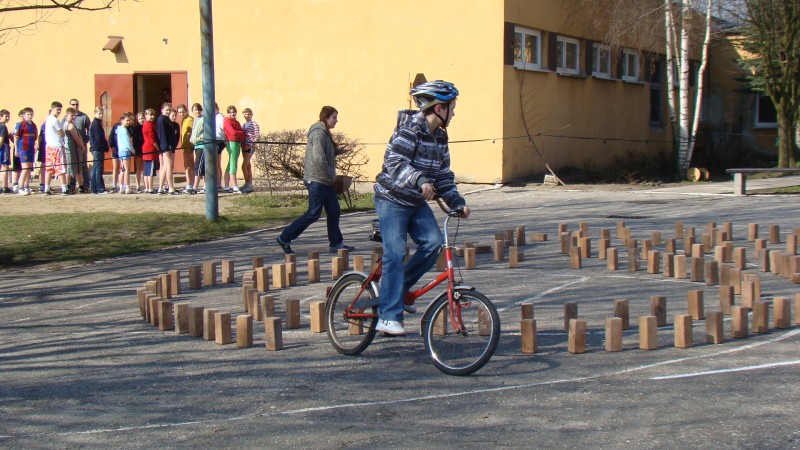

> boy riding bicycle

[{"left": 374, "top": 80, "right": 471, "bottom": 336}]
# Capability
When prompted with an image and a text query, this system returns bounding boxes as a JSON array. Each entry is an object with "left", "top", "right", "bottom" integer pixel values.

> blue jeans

[
  {"left": 375, "top": 197, "right": 443, "bottom": 322},
  {"left": 280, "top": 181, "right": 343, "bottom": 246},
  {"left": 90, "top": 151, "right": 106, "bottom": 193}
]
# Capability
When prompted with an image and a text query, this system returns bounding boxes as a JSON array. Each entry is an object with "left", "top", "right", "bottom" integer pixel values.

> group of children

[{"left": 0, "top": 100, "right": 261, "bottom": 196}]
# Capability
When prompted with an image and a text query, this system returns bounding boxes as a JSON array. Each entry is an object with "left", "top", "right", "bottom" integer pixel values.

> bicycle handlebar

[{"left": 434, "top": 197, "right": 465, "bottom": 218}]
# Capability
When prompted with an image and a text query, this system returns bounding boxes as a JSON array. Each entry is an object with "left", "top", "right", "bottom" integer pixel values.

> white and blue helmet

[{"left": 410, "top": 80, "right": 459, "bottom": 111}]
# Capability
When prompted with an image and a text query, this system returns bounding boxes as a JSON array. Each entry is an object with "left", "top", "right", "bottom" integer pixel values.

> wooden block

[
  {"left": 174, "top": 303, "right": 189, "bottom": 334},
  {"left": 285, "top": 299, "right": 300, "bottom": 329},
  {"left": 214, "top": 312, "right": 232, "bottom": 345},
  {"left": 478, "top": 307, "right": 492, "bottom": 336},
  {"left": 203, "top": 308, "right": 219, "bottom": 341},
  {"left": 754, "top": 239, "right": 767, "bottom": 261},
  {"left": 570, "top": 247, "right": 581, "bottom": 269},
  {"left": 564, "top": 302, "right": 578, "bottom": 332},
  {"left": 249, "top": 290, "right": 263, "bottom": 321},
  {"left": 701, "top": 234, "right": 712, "bottom": 254},
  {"left": 665, "top": 238, "right": 676, "bottom": 255},
  {"left": 187, "top": 305, "right": 204, "bottom": 337},
  {"left": 692, "top": 243, "right": 704, "bottom": 259},
  {"left": 509, "top": 246, "right": 520, "bottom": 268},
  {"left": 504, "top": 229, "right": 515, "bottom": 246},
  {"left": 605, "top": 317, "right": 623, "bottom": 352},
  {"left": 675, "top": 221, "right": 684, "bottom": 239},
  {"left": 759, "top": 249, "right": 771, "bottom": 272},
  {"left": 236, "top": 315, "right": 253, "bottom": 348},
  {"left": 283, "top": 253, "right": 296, "bottom": 264},
  {"left": 641, "top": 239, "right": 653, "bottom": 260},
  {"left": 734, "top": 247, "right": 747, "bottom": 270},
  {"left": 663, "top": 253, "right": 675, "bottom": 277},
  {"left": 773, "top": 297, "right": 790, "bottom": 329},
  {"left": 647, "top": 250, "right": 661, "bottom": 274},
  {"left": 264, "top": 317, "right": 283, "bottom": 350},
  {"left": 158, "top": 301, "right": 174, "bottom": 331},
  {"left": 154, "top": 276, "right": 164, "bottom": 299},
  {"left": 627, "top": 247, "right": 639, "bottom": 272},
  {"left": 465, "top": 247, "right": 476, "bottom": 270},
  {"left": 674, "top": 314, "right": 693, "bottom": 349},
  {"left": 607, "top": 247, "right": 618, "bottom": 270},
  {"left": 530, "top": 232, "right": 548, "bottom": 242},
  {"left": 270, "top": 264, "right": 285, "bottom": 289},
  {"left": 494, "top": 239, "right": 505, "bottom": 262},
  {"left": 719, "top": 285, "right": 734, "bottom": 315},
  {"left": 331, "top": 257, "right": 344, "bottom": 280},
  {"left": 148, "top": 296, "right": 160, "bottom": 326},
  {"left": 203, "top": 261, "right": 218, "bottom": 287},
  {"left": 337, "top": 248, "right": 350, "bottom": 270},
  {"left": 242, "top": 285, "right": 254, "bottom": 312},
  {"left": 308, "top": 251, "right": 321, "bottom": 262},
  {"left": 285, "top": 262, "right": 297, "bottom": 287},
  {"left": 579, "top": 222, "right": 589, "bottom": 236},
  {"left": 252, "top": 256, "right": 264, "bottom": 269},
  {"left": 353, "top": 255, "right": 365, "bottom": 273},
  {"left": 706, "top": 221, "right": 717, "bottom": 236},
  {"left": 256, "top": 266, "right": 270, "bottom": 292},
  {"left": 567, "top": 319, "right": 587, "bottom": 354},
  {"left": 616, "top": 221, "right": 625, "bottom": 238},
  {"left": 560, "top": 233, "right": 570, "bottom": 255},
  {"left": 613, "top": 299, "right": 630, "bottom": 329},
  {"left": 684, "top": 235, "right": 695, "bottom": 255},
  {"left": 769, "top": 224, "right": 780, "bottom": 244},
  {"left": 705, "top": 260, "right": 719, "bottom": 285},
  {"left": 520, "top": 303, "right": 534, "bottom": 320},
  {"left": 690, "top": 257, "right": 704, "bottom": 282},
  {"left": 168, "top": 269, "right": 181, "bottom": 295},
  {"left": 650, "top": 296, "right": 666, "bottom": 326},
  {"left": 731, "top": 306, "right": 748, "bottom": 339},
  {"left": 144, "top": 280, "right": 157, "bottom": 294},
  {"left": 687, "top": 226, "right": 696, "bottom": 238},
  {"left": 433, "top": 308, "right": 447, "bottom": 336},
  {"left": 788, "top": 234, "right": 798, "bottom": 256},
  {"left": 600, "top": 228, "right": 611, "bottom": 240},
  {"left": 796, "top": 294, "right": 800, "bottom": 325},
  {"left": 752, "top": 301, "right": 769, "bottom": 334},
  {"left": 741, "top": 279, "right": 755, "bottom": 309},
  {"left": 221, "top": 259, "right": 234, "bottom": 284},
  {"left": 308, "top": 259, "right": 320, "bottom": 283},
  {"left": 748, "top": 223, "right": 758, "bottom": 241},
  {"left": 706, "top": 311, "right": 724, "bottom": 344},
  {"left": 688, "top": 290, "right": 705, "bottom": 320},
  {"left": 639, "top": 316, "right": 658, "bottom": 350},
  {"left": 579, "top": 237, "right": 591, "bottom": 259},
  {"left": 731, "top": 268, "right": 742, "bottom": 295},
  {"left": 599, "top": 239, "right": 610, "bottom": 260},
  {"left": 651, "top": 231, "right": 662, "bottom": 247},
  {"left": 521, "top": 319, "right": 537, "bottom": 354},
  {"left": 516, "top": 226, "right": 526, "bottom": 246},
  {"left": 136, "top": 288, "right": 147, "bottom": 319},
  {"left": 674, "top": 254, "right": 687, "bottom": 279},
  {"left": 723, "top": 222, "right": 733, "bottom": 240},
  {"left": 262, "top": 295, "right": 276, "bottom": 318},
  {"left": 714, "top": 246, "right": 726, "bottom": 263},
  {"left": 309, "top": 300, "right": 326, "bottom": 333}
]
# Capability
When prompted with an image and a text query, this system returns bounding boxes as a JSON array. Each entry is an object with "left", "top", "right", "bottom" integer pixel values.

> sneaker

[
  {"left": 44, "top": 189, "right": 52, "bottom": 196},
  {"left": 376, "top": 319, "right": 406, "bottom": 336},
  {"left": 329, "top": 242, "right": 355, "bottom": 253},
  {"left": 125, "top": 187, "right": 132, "bottom": 194},
  {"left": 404, "top": 304, "right": 417, "bottom": 314},
  {"left": 241, "top": 184, "right": 254, "bottom": 193},
  {"left": 96, "top": 191, "right": 109, "bottom": 195},
  {"left": 12, "top": 185, "right": 18, "bottom": 193},
  {"left": 232, "top": 187, "right": 242, "bottom": 194},
  {"left": 198, "top": 188, "right": 206, "bottom": 194},
  {"left": 276, "top": 236, "right": 294, "bottom": 254},
  {"left": 223, "top": 187, "right": 232, "bottom": 193},
  {"left": 169, "top": 189, "right": 178, "bottom": 195},
  {"left": 159, "top": 189, "right": 167, "bottom": 195},
  {"left": 186, "top": 188, "right": 197, "bottom": 195},
  {"left": 18, "top": 189, "right": 30, "bottom": 196}
]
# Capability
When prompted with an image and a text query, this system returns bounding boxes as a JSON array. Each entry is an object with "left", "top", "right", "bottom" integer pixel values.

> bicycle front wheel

[
  {"left": 421, "top": 289, "right": 500, "bottom": 376},
  {"left": 325, "top": 272, "right": 378, "bottom": 356}
]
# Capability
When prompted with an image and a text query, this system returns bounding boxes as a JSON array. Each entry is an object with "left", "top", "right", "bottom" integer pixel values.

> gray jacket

[{"left": 303, "top": 121, "right": 339, "bottom": 186}]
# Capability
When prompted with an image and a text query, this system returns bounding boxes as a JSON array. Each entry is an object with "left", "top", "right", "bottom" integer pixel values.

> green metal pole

[{"left": 200, "top": 0, "right": 218, "bottom": 220}]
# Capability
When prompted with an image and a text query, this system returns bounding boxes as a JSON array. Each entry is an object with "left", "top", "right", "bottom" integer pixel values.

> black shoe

[
  {"left": 329, "top": 243, "right": 355, "bottom": 253},
  {"left": 276, "top": 236, "right": 294, "bottom": 254}
]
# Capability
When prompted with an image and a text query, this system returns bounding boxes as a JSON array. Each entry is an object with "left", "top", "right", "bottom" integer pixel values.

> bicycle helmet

[{"left": 410, "top": 80, "right": 459, "bottom": 111}]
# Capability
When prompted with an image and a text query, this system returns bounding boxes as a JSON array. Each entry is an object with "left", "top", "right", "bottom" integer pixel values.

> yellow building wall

[{"left": 0, "top": 0, "right": 505, "bottom": 183}]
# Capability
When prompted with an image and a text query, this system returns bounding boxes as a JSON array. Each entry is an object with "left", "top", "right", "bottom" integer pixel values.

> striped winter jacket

[{"left": 374, "top": 110, "right": 465, "bottom": 209}]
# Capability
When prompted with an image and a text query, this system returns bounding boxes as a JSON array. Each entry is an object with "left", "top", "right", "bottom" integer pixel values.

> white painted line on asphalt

[
  {"left": 497, "top": 277, "right": 590, "bottom": 312},
  {"left": 75, "top": 298, "right": 116, "bottom": 309},
  {"left": 650, "top": 360, "right": 800, "bottom": 380}
]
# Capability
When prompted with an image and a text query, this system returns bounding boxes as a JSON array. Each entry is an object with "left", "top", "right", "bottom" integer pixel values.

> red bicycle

[{"left": 325, "top": 199, "right": 500, "bottom": 376}]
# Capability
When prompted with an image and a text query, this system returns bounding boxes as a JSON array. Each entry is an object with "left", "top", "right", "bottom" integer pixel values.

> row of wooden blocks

[{"left": 519, "top": 293, "right": 800, "bottom": 354}]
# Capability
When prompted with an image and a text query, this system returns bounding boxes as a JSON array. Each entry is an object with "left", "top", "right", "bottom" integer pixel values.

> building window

[
  {"left": 513, "top": 26, "right": 542, "bottom": 71},
  {"left": 649, "top": 57, "right": 663, "bottom": 126},
  {"left": 592, "top": 43, "right": 611, "bottom": 78},
  {"left": 755, "top": 94, "right": 777, "bottom": 128},
  {"left": 556, "top": 35, "right": 580, "bottom": 75},
  {"left": 622, "top": 48, "right": 639, "bottom": 81}
]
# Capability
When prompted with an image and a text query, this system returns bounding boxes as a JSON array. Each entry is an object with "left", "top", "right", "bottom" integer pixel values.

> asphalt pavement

[{"left": 1, "top": 176, "right": 799, "bottom": 449}]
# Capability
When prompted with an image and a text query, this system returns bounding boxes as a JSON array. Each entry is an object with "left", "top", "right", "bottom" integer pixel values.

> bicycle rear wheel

[
  {"left": 421, "top": 289, "right": 500, "bottom": 376},
  {"left": 325, "top": 272, "right": 378, "bottom": 356}
]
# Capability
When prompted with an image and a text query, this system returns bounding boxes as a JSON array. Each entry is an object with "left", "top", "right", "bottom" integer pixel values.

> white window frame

[
  {"left": 754, "top": 94, "right": 777, "bottom": 128},
  {"left": 556, "top": 35, "right": 580, "bottom": 75},
  {"left": 591, "top": 43, "right": 611, "bottom": 78},
  {"left": 513, "top": 26, "right": 542, "bottom": 71},
  {"left": 622, "top": 48, "right": 640, "bottom": 82}
]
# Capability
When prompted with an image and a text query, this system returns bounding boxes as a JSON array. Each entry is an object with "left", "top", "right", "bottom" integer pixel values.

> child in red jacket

[{"left": 223, "top": 105, "right": 245, "bottom": 194}]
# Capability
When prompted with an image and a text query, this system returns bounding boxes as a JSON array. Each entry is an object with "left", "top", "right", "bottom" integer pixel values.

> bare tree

[{"left": 0, "top": 0, "right": 120, "bottom": 45}]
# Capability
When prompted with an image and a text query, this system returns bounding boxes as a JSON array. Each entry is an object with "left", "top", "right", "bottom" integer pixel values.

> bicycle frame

[{"left": 342, "top": 211, "right": 467, "bottom": 333}]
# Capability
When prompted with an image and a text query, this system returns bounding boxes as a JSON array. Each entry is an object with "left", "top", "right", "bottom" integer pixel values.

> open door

[
  {"left": 170, "top": 72, "right": 189, "bottom": 173},
  {"left": 95, "top": 74, "right": 134, "bottom": 173}
]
